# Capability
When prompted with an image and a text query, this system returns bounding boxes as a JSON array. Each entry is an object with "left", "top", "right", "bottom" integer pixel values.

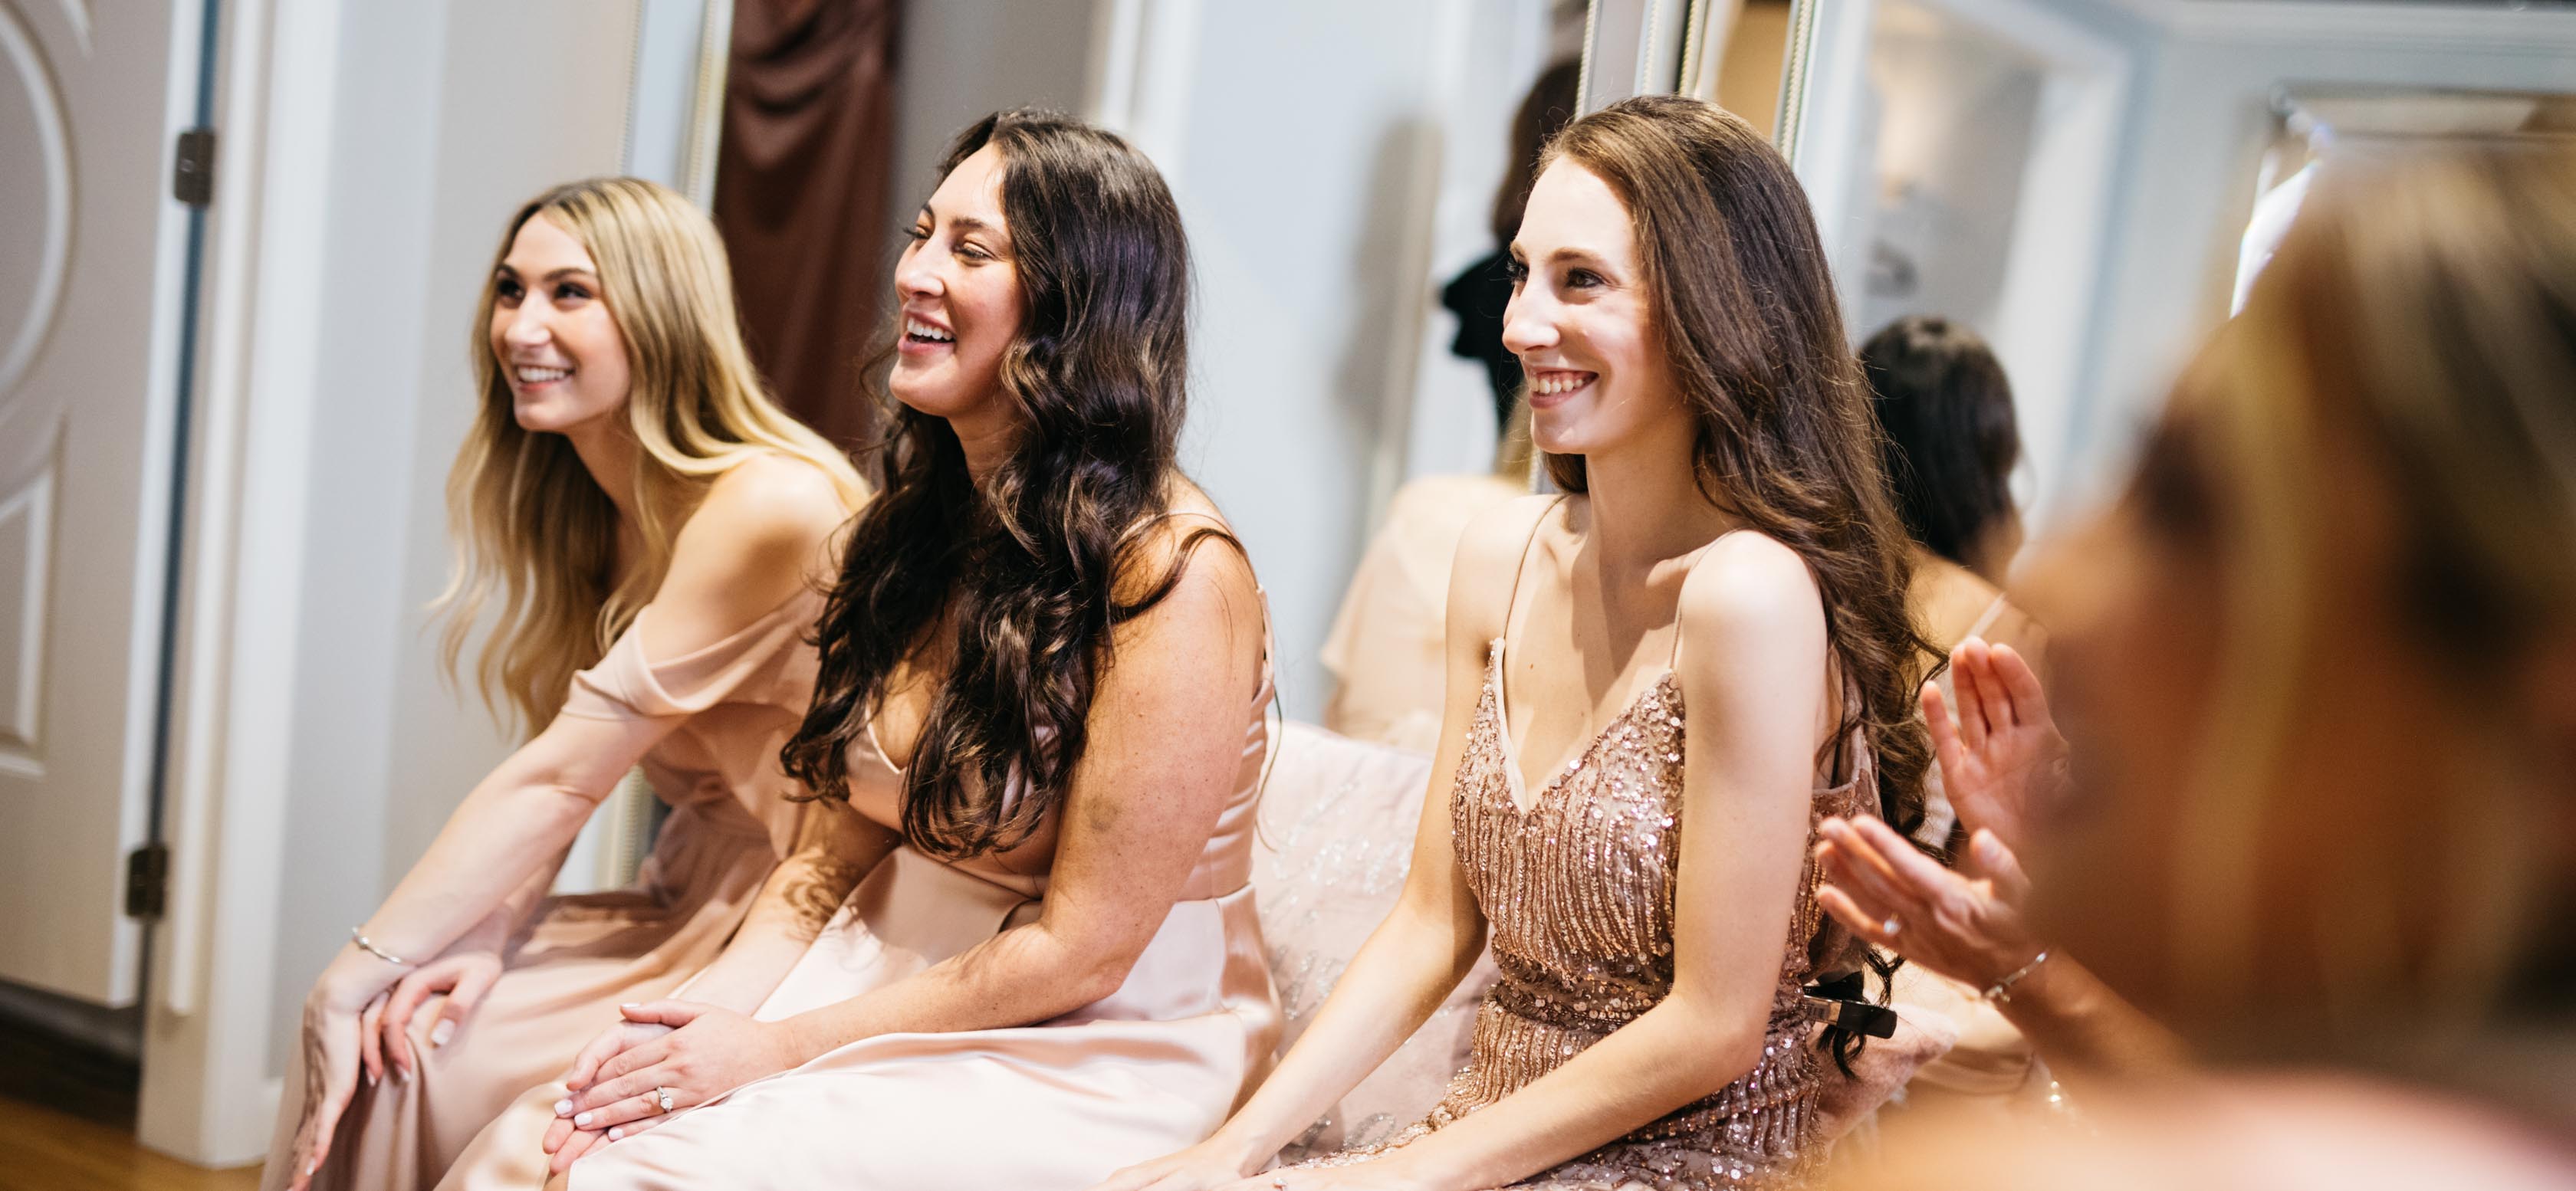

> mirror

[{"left": 1779, "top": 0, "right": 2576, "bottom": 549}]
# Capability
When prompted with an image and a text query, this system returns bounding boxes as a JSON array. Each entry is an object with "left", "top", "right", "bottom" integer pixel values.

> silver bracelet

[
  {"left": 1980, "top": 949, "right": 2050, "bottom": 1004},
  {"left": 349, "top": 927, "right": 414, "bottom": 968}
]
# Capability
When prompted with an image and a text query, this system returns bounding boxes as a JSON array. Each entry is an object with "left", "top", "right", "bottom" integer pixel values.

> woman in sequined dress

[{"left": 1096, "top": 95, "right": 1934, "bottom": 1191}]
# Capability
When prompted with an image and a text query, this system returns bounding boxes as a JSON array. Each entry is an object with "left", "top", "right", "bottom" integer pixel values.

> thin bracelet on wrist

[
  {"left": 1980, "top": 949, "right": 2049, "bottom": 1004},
  {"left": 349, "top": 927, "right": 414, "bottom": 969}
]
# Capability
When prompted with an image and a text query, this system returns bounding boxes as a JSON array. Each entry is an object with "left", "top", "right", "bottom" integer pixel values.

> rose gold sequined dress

[{"left": 1304, "top": 551, "right": 1875, "bottom": 1189}]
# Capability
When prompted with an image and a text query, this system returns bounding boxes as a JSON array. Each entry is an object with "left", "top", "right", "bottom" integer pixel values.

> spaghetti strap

[
  {"left": 1963, "top": 592, "right": 2011, "bottom": 642},
  {"left": 1497, "top": 497, "right": 1565, "bottom": 663}
]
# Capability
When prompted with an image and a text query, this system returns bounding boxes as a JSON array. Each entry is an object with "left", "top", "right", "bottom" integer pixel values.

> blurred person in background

[
  {"left": 1825, "top": 317, "right": 2167, "bottom": 1127},
  {"left": 1319, "top": 60, "right": 1578, "bottom": 752},
  {"left": 273, "top": 178, "right": 870, "bottom": 1191},
  {"left": 1835, "top": 145, "right": 2576, "bottom": 1188},
  {"left": 1859, "top": 314, "right": 2046, "bottom": 847}
]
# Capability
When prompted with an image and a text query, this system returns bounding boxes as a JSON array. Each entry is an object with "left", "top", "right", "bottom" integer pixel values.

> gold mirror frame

[{"left": 1771, "top": 0, "right": 1819, "bottom": 155}]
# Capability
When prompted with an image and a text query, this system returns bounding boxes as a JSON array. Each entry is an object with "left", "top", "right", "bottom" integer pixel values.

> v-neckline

[{"left": 1486, "top": 638, "right": 1677, "bottom": 817}]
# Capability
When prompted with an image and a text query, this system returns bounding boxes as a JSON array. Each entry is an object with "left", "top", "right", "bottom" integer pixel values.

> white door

[{"left": 0, "top": 0, "right": 197, "bottom": 1007}]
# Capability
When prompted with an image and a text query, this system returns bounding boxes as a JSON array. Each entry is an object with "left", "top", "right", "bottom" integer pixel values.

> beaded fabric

[{"left": 1299, "top": 636, "right": 1875, "bottom": 1190}]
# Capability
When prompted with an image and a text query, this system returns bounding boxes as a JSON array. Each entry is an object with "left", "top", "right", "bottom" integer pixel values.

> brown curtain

[{"left": 714, "top": 0, "right": 902, "bottom": 451}]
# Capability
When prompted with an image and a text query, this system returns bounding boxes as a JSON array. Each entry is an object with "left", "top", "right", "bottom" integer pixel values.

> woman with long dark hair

[
  {"left": 438, "top": 110, "right": 1280, "bottom": 1191},
  {"left": 1100, "top": 94, "right": 1933, "bottom": 1191}
]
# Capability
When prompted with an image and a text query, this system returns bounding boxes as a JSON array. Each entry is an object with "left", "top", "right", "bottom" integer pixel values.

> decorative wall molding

[
  {"left": 0, "top": 431, "right": 57, "bottom": 778},
  {"left": 0, "top": 2, "right": 74, "bottom": 402},
  {"left": 2101, "top": 0, "right": 2576, "bottom": 53}
]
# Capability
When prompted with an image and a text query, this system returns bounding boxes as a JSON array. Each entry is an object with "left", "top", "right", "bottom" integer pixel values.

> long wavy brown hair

[
  {"left": 779, "top": 111, "right": 1227, "bottom": 860},
  {"left": 1541, "top": 100, "right": 1938, "bottom": 1063},
  {"left": 1542, "top": 96, "right": 1936, "bottom": 835}
]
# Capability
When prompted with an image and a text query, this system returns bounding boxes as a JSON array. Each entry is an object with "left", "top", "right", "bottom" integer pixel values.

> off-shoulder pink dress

[
  {"left": 264, "top": 592, "right": 826, "bottom": 1191},
  {"left": 439, "top": 618, "right": 1283, "bottom": 1189}
]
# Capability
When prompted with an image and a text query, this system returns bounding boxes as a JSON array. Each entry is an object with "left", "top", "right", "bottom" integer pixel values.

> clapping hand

[{"left": 1921, "top": 638, "right": 2064, "bottom": 850}]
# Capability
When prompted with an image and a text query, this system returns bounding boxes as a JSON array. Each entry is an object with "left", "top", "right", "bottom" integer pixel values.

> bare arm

[
  {"left": 555, "top": 526, "right": 1272, "bottom": 1127},
  {"left": 1299, "top": 533, "right": 1835, "bottom": 1191},
  {"left": 288, "top": 458, "right": 848, "bottom": 1186},
  {"left": 672, "top": 798, "right": 899, "bottom": 1015},
  {"left": 1818, "top": 819, "right": 2183, "bottom": 1083},
  {"left": 1094, "top": 504, "right": 1554, "bottom": 1189},
  {"left": 314, "top": 458, "right": 848, "bottom": 1009}
]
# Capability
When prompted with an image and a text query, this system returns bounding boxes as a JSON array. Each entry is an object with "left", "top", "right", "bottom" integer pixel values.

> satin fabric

[
  {"left": 441, "top": 620, "right": 1283, "bottom": 1189},
  {"left": 263, "top": 592, "right": 826, "bottom": 1191}
]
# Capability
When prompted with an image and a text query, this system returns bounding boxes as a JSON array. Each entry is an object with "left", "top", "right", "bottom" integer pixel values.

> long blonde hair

[
  {"left": 2166, "top": 146, "right": 2576, "bottom": 1036},
  {"left": 438, "top": 177, "right": 867, "bottom": 735}
]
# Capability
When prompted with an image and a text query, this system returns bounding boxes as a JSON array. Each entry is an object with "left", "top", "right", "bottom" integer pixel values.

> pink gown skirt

[{"left": 439, "top": 845, "right": 1280, "bottom": 1189}]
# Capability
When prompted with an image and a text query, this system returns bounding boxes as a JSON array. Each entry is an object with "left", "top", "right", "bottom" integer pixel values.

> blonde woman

[
  {"left": 267, "top": 178, "right": 870, "bottom": 1191},
  {"left": 1835, "top": 147, "right": 2576, "bottom": 1188}
]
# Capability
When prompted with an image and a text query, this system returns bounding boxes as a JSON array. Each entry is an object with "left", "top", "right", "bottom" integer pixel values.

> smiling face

[
  {"left": 1502, "top": 160, "right": 1686, "bottom": 464},
  {"left": 489, "top": 213, "right": 632, "bottom": 436},
  {"left": 891, "top": 143, "right": 1028, "bottom": 435}
]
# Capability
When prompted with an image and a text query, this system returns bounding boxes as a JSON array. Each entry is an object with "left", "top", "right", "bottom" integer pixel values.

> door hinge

[
  {"left": 125, "top": 842, "right": 170, "bottom": 920},
  {"left": 172, "top": 127, "right": 216, "bottom": 207}
]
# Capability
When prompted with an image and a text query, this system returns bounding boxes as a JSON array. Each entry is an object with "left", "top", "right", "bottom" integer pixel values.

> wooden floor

[
  {"left": 0, "top": 1095, "right": 261, "bottom": 1191},
  {"left": 0, "top": 1009, "right": 259, "bottom": 1190}
]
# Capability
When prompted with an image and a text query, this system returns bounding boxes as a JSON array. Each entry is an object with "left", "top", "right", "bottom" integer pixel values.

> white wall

[
  {"left": 1401, "top": 0, "right": 1560, "bottom": 483},
  {"left": 262, "top": 0, "right": 641, "bottom": 1081},
  {"left": 1800, "top": 0, "right": 2576, "bottom": 538},
  {"left": 886, "top": 0, "right": 1100, "bottom": 274},
  {"left": 2060, "top": 11, "right": 2576, "bottom": 515},
  {"left": 1160, "top": 0, "right": 1466, "bottom": 720}
]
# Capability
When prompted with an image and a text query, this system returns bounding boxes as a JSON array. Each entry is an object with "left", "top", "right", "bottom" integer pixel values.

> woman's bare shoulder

[{"left": 659, "top": 454, "right": 852, "bottom": 619}]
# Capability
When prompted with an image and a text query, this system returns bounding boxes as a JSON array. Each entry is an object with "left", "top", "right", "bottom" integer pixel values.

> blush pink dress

[
  {"left": 264, "top": 591, "right": 830, "bottom": 1191},
  {"left": 439, "top": 604, "right": 1283, "bottom": 1189}
]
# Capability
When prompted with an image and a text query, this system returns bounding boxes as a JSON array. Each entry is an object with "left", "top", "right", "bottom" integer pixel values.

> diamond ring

[{"left": 655, "top": 1086, "right": 675, "bottom": 1113}]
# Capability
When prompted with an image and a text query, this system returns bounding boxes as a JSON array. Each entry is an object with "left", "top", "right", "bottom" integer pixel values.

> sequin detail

[{"left": 1300, "top": 640, "right": 1873, "bottom": 1189}]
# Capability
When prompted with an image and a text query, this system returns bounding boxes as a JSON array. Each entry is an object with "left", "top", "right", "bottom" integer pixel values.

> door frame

[{"left": 134, "top": 0, "right": 343, "bottom": 1163}]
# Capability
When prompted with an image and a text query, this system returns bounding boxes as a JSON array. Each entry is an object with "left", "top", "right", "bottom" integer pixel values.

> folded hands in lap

[{"left": 543, "top": 1001, "right": 801, "bottom": 1173}]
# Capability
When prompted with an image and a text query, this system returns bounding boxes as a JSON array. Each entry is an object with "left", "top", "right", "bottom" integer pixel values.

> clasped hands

[{"left": 540, "top": 1000, "right": 804, "bottom": 1173}]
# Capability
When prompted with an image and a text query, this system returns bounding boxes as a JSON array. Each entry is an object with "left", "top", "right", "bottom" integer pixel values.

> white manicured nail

[
  {"left": 554, "top": 1098, "right": 573, "bottom": 1115},
  {"left": 575, "top": 1111, "right": 593, "bottom": 1126},
  {"left": 608, "top": 1127, "right": 624, "bottom": 1140},
  {"left": 430, "top": 1019, "right": 455, "bottom": 1047}
]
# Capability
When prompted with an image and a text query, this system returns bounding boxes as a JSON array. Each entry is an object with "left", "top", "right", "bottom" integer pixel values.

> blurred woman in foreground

[{"left": 1839, "top": 146, "right": 2576, "bottom": 1187}]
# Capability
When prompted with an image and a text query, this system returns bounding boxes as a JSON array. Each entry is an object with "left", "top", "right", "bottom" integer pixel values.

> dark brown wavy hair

[
  {"left": 1541, "top": 97, "right": 1939, "bottom": 1053},
  {"left": 779, "top": 110, "right": 1224, "bottom": 859}
]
